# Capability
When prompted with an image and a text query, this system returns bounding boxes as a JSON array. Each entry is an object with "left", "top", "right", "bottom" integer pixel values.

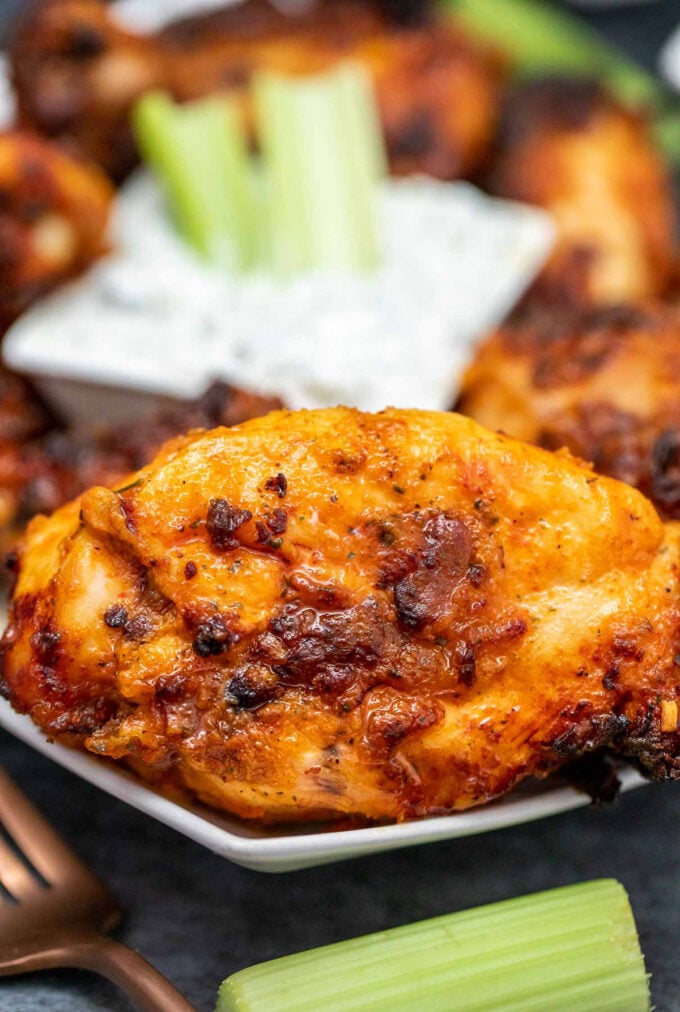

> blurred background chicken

[
  {"left": 10, "top": 0, "right": 506, "bottom": 183},
  {"left": 456, "top": 302, "right": 680, "bottom": 520},
  {"left": 0, "top": 129, "right": 112, "bottom": 549},
  {"left": 457, "top": 73, "right": 680, "bottom": 516},
  {"left": 3, "top": 407, "right": 680, "bottom": 823},
  {"left": 0, "top": 129, "right": 112, "bottom": 326},
  {"left": 486, "top": 76, "right": 678, "bottom": 308}
]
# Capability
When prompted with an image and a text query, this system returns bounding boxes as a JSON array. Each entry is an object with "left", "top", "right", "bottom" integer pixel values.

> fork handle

[
  {"left": 11, "top": 927, "right": 196, "bottom": 1012},
  {"left": 74, "top": 932, "right": 197, "bottom": 1012}
]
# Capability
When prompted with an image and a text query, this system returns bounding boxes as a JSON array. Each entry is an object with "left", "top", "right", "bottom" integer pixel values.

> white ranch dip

[{"left": 4, "top": 173, "right": 553, "bottom": 424}]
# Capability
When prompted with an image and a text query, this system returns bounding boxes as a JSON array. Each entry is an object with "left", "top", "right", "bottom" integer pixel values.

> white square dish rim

[{"left": 0, "top": 699, "right": 647, "bottom": 873}]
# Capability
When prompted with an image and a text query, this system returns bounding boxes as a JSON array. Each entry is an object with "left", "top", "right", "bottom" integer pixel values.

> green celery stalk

[
  {"left": 132, "top": 91, "right": 259, "bottom": 270},
  {"left": 334, "top": 62, "right": 389, "bottom": 187},
  {"left": 216, "top": 880, "right": 650, "bottom": 1011},
  {"left": 448, "top": 0, "right": 680, "bottom": 165},
  {"left": 252, "top": 73, "right": 313, "bottom": 275},
  {"left": 253, "top": 63, "right": 386, "bottom": 276}
]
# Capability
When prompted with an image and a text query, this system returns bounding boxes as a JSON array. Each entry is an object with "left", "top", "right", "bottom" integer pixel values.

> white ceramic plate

[{"left": 0, "top": 699, "right": 647, "bottom": 873}]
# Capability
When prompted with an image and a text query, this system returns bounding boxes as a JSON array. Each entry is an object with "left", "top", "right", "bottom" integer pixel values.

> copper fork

[{"left": 0, "top": 767, "right": 195, "bottom": 1011}]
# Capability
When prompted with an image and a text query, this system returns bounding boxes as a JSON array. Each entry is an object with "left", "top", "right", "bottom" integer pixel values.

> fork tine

[
  {"left": 0, "top": 832, "right": 43, "bottom": 902},
  {"left": 0, "top": 769, "right": 92, "bottom": 884}
]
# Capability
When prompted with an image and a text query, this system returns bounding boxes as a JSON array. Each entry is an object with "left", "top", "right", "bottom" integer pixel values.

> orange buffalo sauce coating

[{"left": 3, "top": 407, "right": 680, "bottom": 823}]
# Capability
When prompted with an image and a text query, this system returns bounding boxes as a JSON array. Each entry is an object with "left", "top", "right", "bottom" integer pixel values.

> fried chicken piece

[
  {"left": 0, "top": 364, "right": 52, "bottom": 445},
  {"left": 0, "top": 130, "right": 112, "bottom": 326},
  {"left": 456, "top": 302, "right": 680, "bottom": 521},
  {"left": 0, "top": 128, "right": 113, "bottom": 546},
  {"left": 487, "top": 77, "right": 677, "bottom": 307},
  {"left": 0, "top": 380, "right": 283, "bottom": 547},
  {"left": 3, "top": 407, "right": 680, "bottom": 824},
  {"left": 10, "top": 0, "right": 505, "bottom": 182},
  {"left": 0, "top": 366, "right": 54, "bottom": 539},
  {"left": 10, "top": 0, "right": 168, "bottom": 183}
]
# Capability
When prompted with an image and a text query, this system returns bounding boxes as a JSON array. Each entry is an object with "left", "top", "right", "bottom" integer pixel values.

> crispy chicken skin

[
  {"left": 456, "top": 302, "right": 680, "bottom": 521},
  {"left": 10, "top": 0, "right": 505, "bottom": 182},
  {"left": 3, "top": 407, "right": 680, "bottom": 824},
  {"left": 488, "top": 77, "right": 677, "bottom": 307},
  {"left": 0, "top": 130, "right": 112, "bottom": 326}
]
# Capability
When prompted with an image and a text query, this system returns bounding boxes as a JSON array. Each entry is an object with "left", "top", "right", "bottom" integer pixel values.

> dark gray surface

[
  {"left": 564, "top": 0, "right": 680, "bottom": 72},
  {"left": 2, "top": 1, "right": 680, "bottom": 1010}
]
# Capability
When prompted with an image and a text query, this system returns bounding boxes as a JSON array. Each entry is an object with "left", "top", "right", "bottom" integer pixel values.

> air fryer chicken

[
  {"left": 0, "top": 380, "right": 283, "bottom": 549},
  {"left": 10, "top": 0, "right": 505, "bottom": 182},
  {"left": 487, "top": 77, "right": 676, "bottom": 307},
  {"left": 3, "top": 407, "right": 680, "bottom": 824},
  {"left": 456, "top": 302, "right": 680, "bottom": 521},
  {"left": 0, "top": 130, "right": 112, "bottom": 327}
]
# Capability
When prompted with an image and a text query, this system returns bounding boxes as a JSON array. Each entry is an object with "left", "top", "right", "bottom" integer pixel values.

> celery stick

[
  {"left": 199, "top": 97, "right": 260, "bottom": 270},
  {"left": 335, "top": 62, "right": 389, "bottom": 186},
  {"left": 293, "top": 77, "right": 376, "bottom": 271},
  {"left": 253, "top": 64, "right": 386, "bottom": 276},
  {"left": 252, "top": 73, "right": 314, "bottom": 275},
  {"left": 133, "top": 91, "right": 259, "bottom": 270},
  {"left": 216, "top": 880, "right": 649, "bottom": 1012}
]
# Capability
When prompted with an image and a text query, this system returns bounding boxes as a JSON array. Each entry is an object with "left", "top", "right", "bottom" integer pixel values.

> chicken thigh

[
  {"left": 487, "top": 77, "right": 676, "bottom": 307},
  {"left": 2, "top": 407, "right": 679, "bottom": 823}
]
